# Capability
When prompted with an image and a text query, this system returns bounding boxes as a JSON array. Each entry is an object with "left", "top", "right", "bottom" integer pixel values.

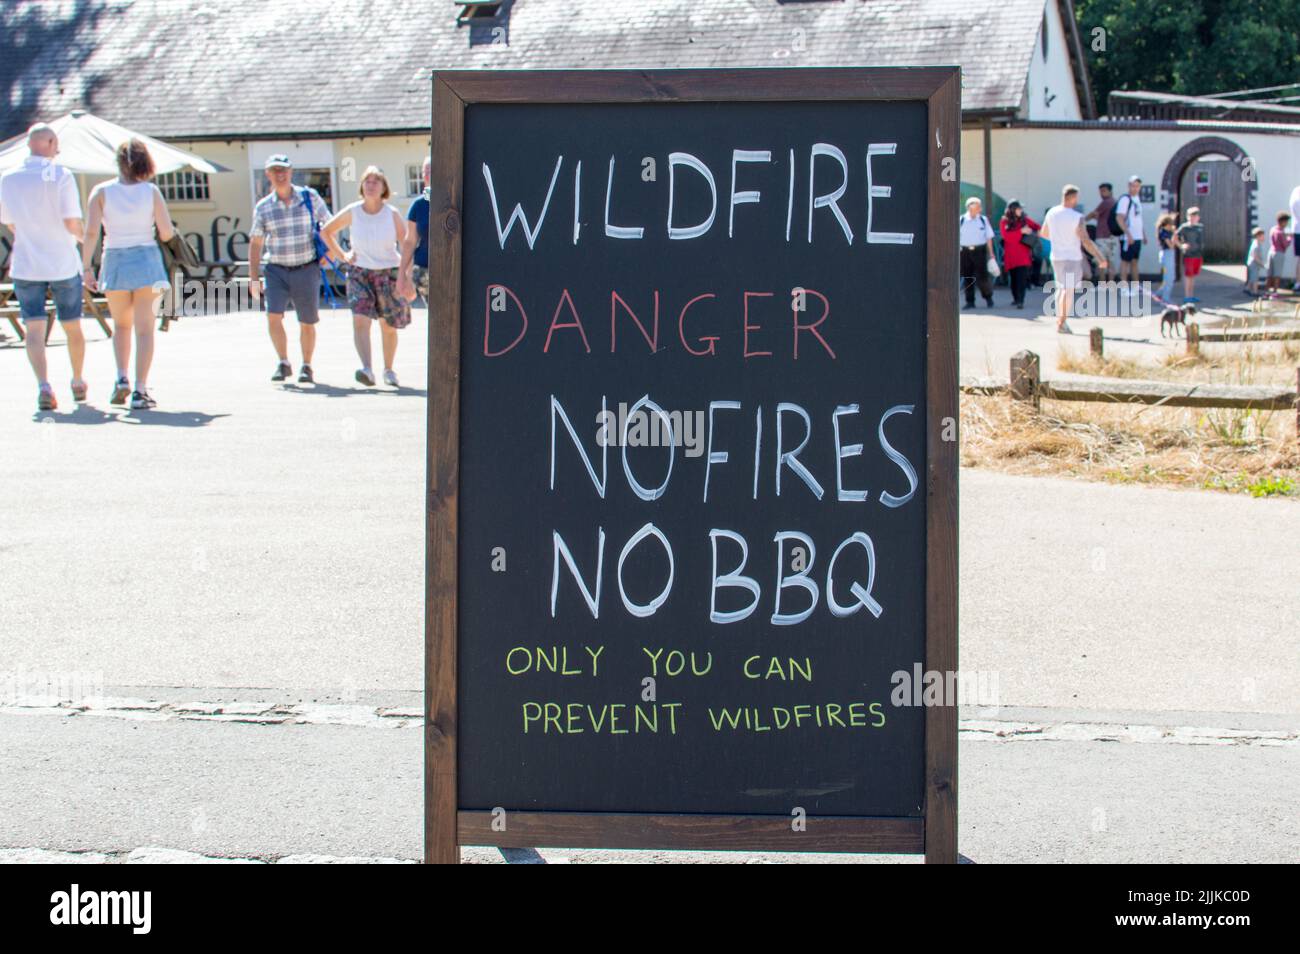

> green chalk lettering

[
  {"left": 566, "top": 702, "right": 585, "bottom": 733},
  {"left": 522, "top": 701, "right": 542, "bottom": 732},
  {"left": 709, "top": 707, "right": 744, "bottom": 730},
  {"left": 506, "top": 647, "right": 531, "bottom": 675},
  {"left": 634, "top": 705, "right": 658, "bottom": 733},
  {"left": 609, "top": 703, "right": 627, "bottom": 734}
]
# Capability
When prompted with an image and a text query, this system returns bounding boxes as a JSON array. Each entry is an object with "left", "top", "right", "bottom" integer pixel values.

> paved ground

[
  {"left": 959, "top": 263, "right": 1298, "bottom": 379},
  {"left": 1, "top": 301, "right": 1296, "bottom": 863}
]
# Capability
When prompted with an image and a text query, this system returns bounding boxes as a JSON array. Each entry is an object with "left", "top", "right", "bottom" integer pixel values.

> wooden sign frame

[{"left": 426, "top": 67, "right": 960, "bottom": 864}]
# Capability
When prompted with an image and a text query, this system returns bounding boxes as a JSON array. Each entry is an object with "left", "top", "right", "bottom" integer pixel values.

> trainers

[
  {"left": 355, "top": 368, "right": 376, "bottom": 387},
  {"left": 130, "top": 389, "right": 156, "bottom": 410},
  {"left": 383, "top": 369, "right": 399, "bottom": 387},
  {"left": 71, "top": 379, "right": 88, "bottom": 402},
  {"left": 271, "top": 361, "right": 292, "bottom": 382},
  {"left": 110, "top": 376, "right": 131, "bottom": 405},
  {"left": 1057, "top": 321, "right": 1074, "bottom": 335},
  {"left": 37, "top": 385, "right": 57, "bottom": 411},
  {"left": 297, "top": 364, "right": 314, "bottom": 384}
]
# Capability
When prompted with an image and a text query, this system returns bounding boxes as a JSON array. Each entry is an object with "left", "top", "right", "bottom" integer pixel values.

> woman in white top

[
  {"left": 322, "top": 166, "right": 415, "bottom": 388},
  {"left": 82, "top": 138, "right": 175, "bottom": 409}
]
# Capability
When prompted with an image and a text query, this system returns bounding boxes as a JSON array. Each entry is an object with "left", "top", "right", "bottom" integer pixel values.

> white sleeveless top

[
  {"left": 99, "top": 180, "right": 159, "bottom": 249},
  {"left": 348, "top": 201, "right": 401, "bottom": 269}
]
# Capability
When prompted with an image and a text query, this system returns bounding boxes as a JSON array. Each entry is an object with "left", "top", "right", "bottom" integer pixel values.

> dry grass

[
  {"left": 960, "top": 393, "right": 1299, "bottom": 497},
  {"left": 1057, "top": 340, "right": 1299, "bottom": 387}
]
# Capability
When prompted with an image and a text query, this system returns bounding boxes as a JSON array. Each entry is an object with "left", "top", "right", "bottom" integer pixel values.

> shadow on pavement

[
  {"left": 280, "top": 382, "right": 428, "bottom": 399},
  {"left": 117, "top": 409, "right": 231, "bottom": 427},
  {"left": 32, "top": 405, "right": 230, "bottom": 427}
]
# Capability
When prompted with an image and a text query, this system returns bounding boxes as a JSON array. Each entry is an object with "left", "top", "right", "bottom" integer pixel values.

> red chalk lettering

[{"left": 543, "top": 288, "right": 592, "bottom": 354}]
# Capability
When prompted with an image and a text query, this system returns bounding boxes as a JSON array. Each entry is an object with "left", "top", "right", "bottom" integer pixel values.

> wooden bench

[{"left": 0, "top": 282, "right": 113, "bottom": 341}]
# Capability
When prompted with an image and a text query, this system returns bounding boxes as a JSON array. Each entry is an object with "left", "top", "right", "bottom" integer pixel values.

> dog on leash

[{"left": 1160, "top": 303, "right": 1196, "bottom": 338}]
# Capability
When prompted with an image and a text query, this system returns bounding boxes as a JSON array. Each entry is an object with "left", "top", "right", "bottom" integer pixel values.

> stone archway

[{"left": 1160, "top": 135, "right": 1257, "bottom": 237}]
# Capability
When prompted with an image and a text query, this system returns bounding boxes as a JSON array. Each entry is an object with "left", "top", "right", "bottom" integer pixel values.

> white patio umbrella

[{"left": 0, "top": 109, "right": 227, "bottom": 176}]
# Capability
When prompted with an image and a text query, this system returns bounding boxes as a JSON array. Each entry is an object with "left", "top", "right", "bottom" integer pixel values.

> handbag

[{"left": 1020, "top": 231, "right": 1042, "bottom": 256}]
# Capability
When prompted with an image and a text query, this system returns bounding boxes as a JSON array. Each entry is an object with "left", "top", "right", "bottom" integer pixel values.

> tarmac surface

[
  {"left": 958, "top": 263, "right": 1298, "bottom": 378},
  {"left": 1, "top": 297, "right": 1296, "bottom": 863}
]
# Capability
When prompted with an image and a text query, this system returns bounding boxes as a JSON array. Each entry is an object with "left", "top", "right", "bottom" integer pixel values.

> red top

[{"left": 1000, "top": 215, "right": 1041, "bottom": 269}]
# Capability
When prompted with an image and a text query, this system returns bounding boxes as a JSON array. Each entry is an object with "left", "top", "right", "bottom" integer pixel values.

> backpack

[
  {"left": 1106, "top": 199, "right": 1124, "bottom": 237},
  {"left": 298, "top": 187, "right": 331, "bottom": 262},
  {"left": 298, "top": 187, "right": 346, "bottom": 308}
]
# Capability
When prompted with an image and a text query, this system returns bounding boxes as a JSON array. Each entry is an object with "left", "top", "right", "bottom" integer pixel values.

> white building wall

[
  {"left": 1025, "top": 1, "right": 1082, "bottom": 121},
  {"left": 962, "top": 125, "right": 1300, "bottom": 272},
  {"left": 159, "top": 134, "right": 431, "bottom": 263}
]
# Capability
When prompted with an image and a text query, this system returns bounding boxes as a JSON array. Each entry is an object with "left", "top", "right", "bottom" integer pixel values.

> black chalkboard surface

[{"left": 427, "top": 69, "right": 959, "bottom": 861}]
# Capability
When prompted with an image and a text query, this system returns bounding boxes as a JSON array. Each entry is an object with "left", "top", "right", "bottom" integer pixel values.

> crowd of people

[
  {"left": 6, "top": 116, "right": 1300, "bottom": 409},
  {"left": 0, "top": 123, "right": 432, "bottom": 411},
  {"left": 959, "top": 175, "right": 1300, "bottom": 334}
]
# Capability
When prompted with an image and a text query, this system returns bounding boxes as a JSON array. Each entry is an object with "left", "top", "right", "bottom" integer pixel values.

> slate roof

[{"left": 0, "top": 0, "right": 1086, "bottom": 140}]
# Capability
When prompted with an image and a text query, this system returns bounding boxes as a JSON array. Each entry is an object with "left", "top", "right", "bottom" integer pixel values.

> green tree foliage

[{"left": 1074, "top": 0, "right": 1300, "bottom": 108}]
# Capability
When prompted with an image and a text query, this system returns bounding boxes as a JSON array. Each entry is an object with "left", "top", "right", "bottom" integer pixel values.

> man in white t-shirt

[
  {"left": 1039, "top": 184, "right": 1108, "bottom": 334},
  {"left": 1114, "top": 174, "right": 1145, "bottom": 289},
  {"left": 1289, "top": 183, "right": 1300, "bottom": 291},
  {"left": 0, "top": 123, "right": 86, "bottom": 411}
]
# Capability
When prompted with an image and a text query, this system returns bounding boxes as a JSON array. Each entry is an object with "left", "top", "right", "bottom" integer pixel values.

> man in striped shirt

[{"left": 248, "top": 155, "right": 331, "bottom": 383}]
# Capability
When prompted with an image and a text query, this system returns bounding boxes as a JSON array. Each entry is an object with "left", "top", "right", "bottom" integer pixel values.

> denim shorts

[
  {"left": 100, "top": 243, "right": 167, "bottom": 291},
  {"left": 14, "top": 274, "right": 83, "bottom": 322}
]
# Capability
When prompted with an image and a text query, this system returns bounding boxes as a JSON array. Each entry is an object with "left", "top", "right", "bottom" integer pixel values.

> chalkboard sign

[{"left": 426, "top": 69, "right": 959, "bottom": 862}]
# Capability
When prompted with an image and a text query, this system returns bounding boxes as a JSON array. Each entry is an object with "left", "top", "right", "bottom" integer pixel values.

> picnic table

[{"left": 0, "top": 282, "right": 113, "bottom": 342}]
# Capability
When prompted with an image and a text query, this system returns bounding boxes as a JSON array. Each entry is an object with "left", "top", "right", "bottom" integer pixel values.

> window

[
  {"left": 1041, "top": 12, "right": 1049, "bottom": 58},
  {"left": 156, "top": 170, "right": 211, "bottom": 202},
  {"left": 406, "top": 163, "right": 426, "bottom": 197},
  {"left": 457, "top": 2, "right": 502, "bottom": 23},
  {"left": 254, "top": 168, "right": 334, "bottom": 210}
]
